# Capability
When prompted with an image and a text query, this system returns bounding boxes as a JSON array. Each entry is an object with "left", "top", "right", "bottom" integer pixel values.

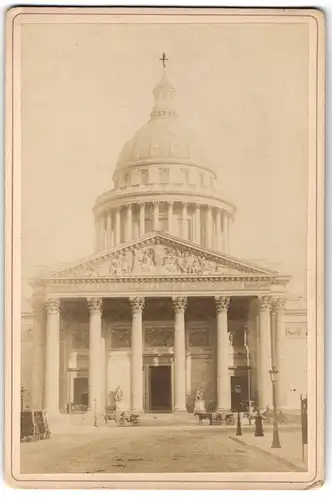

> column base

[{"left": 174, "top": 408, "right": 187, "bottom": 413}]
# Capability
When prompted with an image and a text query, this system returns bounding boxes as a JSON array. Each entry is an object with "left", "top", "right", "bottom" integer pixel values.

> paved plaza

[{"left": 20, "top": 425, "right": 302, "bottom": 474}]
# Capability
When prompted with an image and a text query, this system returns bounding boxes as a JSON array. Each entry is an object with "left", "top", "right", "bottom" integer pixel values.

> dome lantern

[{"left": 150, "top": 71, "right": 178, "bottom": 120}]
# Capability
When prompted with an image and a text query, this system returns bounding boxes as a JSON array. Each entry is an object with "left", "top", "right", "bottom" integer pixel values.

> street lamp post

[
  {"left": 269, "top": 366, "right": 281, "bottom": 448},
  {"left": 235, "top": 385, "right": 242, "bottom": 436}
]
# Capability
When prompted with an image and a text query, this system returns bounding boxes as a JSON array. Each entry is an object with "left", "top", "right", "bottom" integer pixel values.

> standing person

[
  {"left": 115, "top": 386, "right": 123, "bottom": 423},
  {"left": 93, "top": 398, "right": 98, "bottom": 427}
]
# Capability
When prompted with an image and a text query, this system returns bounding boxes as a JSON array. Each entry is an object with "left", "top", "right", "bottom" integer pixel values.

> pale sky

[{"left": 21, "top": 22, "right": 309, "bottom": 302}]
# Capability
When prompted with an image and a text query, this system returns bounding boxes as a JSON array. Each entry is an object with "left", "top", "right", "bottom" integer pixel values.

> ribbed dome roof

[{"left": 115, "top": 71, "right": 212, "bottom": 173}]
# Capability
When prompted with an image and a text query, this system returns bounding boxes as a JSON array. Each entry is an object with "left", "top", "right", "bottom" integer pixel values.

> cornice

[
  {"left": 92, "top": 187, "right": 237, "bottom": 217},
  {"left": 113, "top": 157, "right": 216, "bottom": 177}
]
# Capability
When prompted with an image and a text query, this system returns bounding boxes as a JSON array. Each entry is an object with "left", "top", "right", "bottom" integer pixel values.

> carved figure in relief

[
  {"left": 136, "top": 247, "right": 156, "bottom": 272},
  {"left": 161, "top": 247, "right": 178, "bottom": 272},
  {"left": 109, "top": 250, "right": 133, "bottom": 276},
  {"left": 107, "top": 243, "right": 226, "bottom": 276}
]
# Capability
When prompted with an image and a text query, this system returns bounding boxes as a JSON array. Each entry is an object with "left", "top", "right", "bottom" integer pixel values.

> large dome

[
  {"left": 116, "top": 116, "right": 208, "bottom": 170},
  {"left": 114, "top": 71, "right": 215, "bottom": 178}
]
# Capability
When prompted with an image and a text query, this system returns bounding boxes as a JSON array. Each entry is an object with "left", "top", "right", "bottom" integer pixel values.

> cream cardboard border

[{"left": 4, "top": 6, "right": 325, "bottom": 490}]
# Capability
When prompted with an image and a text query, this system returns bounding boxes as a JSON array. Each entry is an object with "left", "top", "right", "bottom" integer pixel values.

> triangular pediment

[{"left": 47, "top": 231, "right": 278, "bottom": 279}]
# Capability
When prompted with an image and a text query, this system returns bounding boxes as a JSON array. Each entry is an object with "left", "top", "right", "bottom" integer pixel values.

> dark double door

[
  {"left": 149, "top": 366, "right": 172, "bottom": 411},
  {"left": 231, "top": 375, "right": 249, "bottom": 411}
]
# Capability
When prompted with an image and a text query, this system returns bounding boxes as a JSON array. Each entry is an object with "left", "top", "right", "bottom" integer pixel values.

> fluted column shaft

[
  {"left": 45, "top": 298, "right": 60, "bottom": 414},
  {"left": 168, "top": 202, "right": 173, "bottom": 235},
  {"left": 139, "top": 203, "right": 145, "bottom": 236},
  {"left": 95, "top": 218, "right": 100, "bottom": 252},
  {"left": 215, "top": 296, "right": 231, "bottom": 411},
  {"left": 126, "top": 204, "right": 132, "bottom": 241},
  {"left": 106, "top": 211, "right": 112, "bottom": 248},
  {"left": 257, "top": 296, "right": 273, "bottom": 409},
  {"left": 130, "top": 297, "right": 145, "bottom": 411},
  {"left": 223, "top": 212, "right": 229, "bottom": 253},
  {"left": 182, "top": 203, "right": 188, "bottom": 239},
  {"left": 195, "top": 205, "right": 201, "bottom": 244},
  {"left": 273, "top": 297, "right": 286, "bottom": 409},
  {"left": 206, "top": 207, "right": 212, "bottom": 248},
  {"left": 115, "top": 208, "right": 121, "bottom": 245},
  {"left": 87, "top": 297, "right": 103, "bottom": 412},
  {"left": 215, "top": 209, "right": 221, "bottom": 251},
  {"left": 172, "top": 297, "right": 187, "bottom": 412},
  {"left": 153, "top": 202, "right": 159, "bottom": 231}
]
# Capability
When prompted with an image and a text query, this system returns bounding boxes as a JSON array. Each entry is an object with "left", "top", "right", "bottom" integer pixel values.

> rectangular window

[
  {"left": 124, "top": 173, "right": 130, "bottom": 186},
  {"left": 181, "top": 168, "right": 190, "bottom": 185},
  {"left": 141, "top": 169, "right": 149, "bottom": 184},
  {"left": 159, "top": 168, "right": 169, "bottom": 184}
]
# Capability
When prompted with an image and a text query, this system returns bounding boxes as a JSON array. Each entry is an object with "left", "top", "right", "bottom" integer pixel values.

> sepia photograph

[{"left": 5, "top": 7, "right": 324, "bottom": 489}]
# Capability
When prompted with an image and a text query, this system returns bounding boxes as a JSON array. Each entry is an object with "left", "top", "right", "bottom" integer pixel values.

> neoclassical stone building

[{"left": 21, "top": 70, "right": 307, "bottom": 417}]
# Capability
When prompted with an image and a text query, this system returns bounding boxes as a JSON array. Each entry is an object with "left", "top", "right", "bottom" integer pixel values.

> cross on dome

[{"left": 159, "top": 52, "right": 169, "bottom": 68}]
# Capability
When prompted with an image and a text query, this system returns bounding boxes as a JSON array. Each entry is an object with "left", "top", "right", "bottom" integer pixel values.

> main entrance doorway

[
  {"left": 149, "top": 366, "right": 172, "bottom": 411},
  {"left": 231, "top": 375, "right": 249, "bottom": 412},
  {"left": 73, "top": 377, "right": 88, "bottom": 407}
]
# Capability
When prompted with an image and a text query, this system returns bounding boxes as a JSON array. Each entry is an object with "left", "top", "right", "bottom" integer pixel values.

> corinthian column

[
  {"left": 206, "top": 206, "right": 212, "bottom": 248},
  {"left": 139, "top": 203, "right": 145, "bottom": 236},
  {"left": 106, "top": 211, "right": 112, "bottom": 248},
  {"left": 215, "top": 296, "right": 231, "bottom": 411},
  {"left": 168, "top": 201, "right": 173, "bottom": 235},
  {"left": 115, "top": 208, "right": 121, "bottom": 245},
  {"left": 223, "top": 212, "right": 229, "bottom": 253},
  {"left": 87, "top": 297, "right": 103, "bottom": 412},
  {"left": 153, "top": 201, "right": 159, "bottom": 231},
  {"left": 129, "top": 297, "right": 145, "bottom": 412},
  {"left": 45, "top": 298, "right": 60, "bottom": 415},
  {"left": 182, "top": 203, "right": 188, "bottom": 239},
  {"left": 215, "top": 209, "right": 221, "bottom": 251},
  {"left": 126, "top": 204, "right": 132, "bottom": 241},
  {"left": 273, "top": 297, "right": 286, "bottom": 409},
  {"left": 257, "top": 296, "right": 273, "bottom": 409},
  {"left": 195, "top": 205, "right": 201, "bottom": 245},
  {"left": 172, "top": 297, "right": 187, "bottom": 412}
]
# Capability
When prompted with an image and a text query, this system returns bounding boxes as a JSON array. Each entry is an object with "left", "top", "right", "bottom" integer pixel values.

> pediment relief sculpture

[{"left": 51, "top": 236, "right": 267, "bottom": 278}]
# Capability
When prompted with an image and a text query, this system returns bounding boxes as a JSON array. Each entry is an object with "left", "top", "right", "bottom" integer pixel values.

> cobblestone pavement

[{"left": 21, "top": 426, "right": 296, "bottom": 474}]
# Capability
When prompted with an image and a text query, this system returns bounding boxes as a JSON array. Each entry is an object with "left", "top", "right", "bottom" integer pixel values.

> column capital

[
  {"left": 172, "top": 296, "right": 187, "bottom": 313},
  {"left": 87, "top": 297, "right": 103, "bottom": 313},
  {"left": 125, "top": 203, "right": 132, "bottom": 210},
  {"left": 129, "top": 297, "right": 145, "bottom": 313},
  {"left": 215, "top": 296, "right": 230, "bottom": 312},
  {"left": 272, "top": 296, "right": 286, "bottom": 310},
  {"left": 45, "top": 298, "right": 60, "bottom": 314},
  {"left": 139, "top": 202, "right": 145, "bottom": 208},
  {"left": 152, "top": 200, "right": 159, "bottom": 207},
  {"left": 257, "top": 295, "right": 273, "bottom": 311}
]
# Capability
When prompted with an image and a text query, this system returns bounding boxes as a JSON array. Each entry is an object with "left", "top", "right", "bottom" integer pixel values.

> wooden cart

[{"left": 21, "top": 410, "right": 51, "bottom": 442}]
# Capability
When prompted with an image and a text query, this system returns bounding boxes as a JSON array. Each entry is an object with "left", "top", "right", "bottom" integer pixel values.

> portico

[{"left": 39, "top": 232, "right": 288, "bottom": 417}]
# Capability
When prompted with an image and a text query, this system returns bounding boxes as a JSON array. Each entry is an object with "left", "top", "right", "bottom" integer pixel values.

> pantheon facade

[{"left": 21, "top": 70, "right": 307, "bottom": 417}]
